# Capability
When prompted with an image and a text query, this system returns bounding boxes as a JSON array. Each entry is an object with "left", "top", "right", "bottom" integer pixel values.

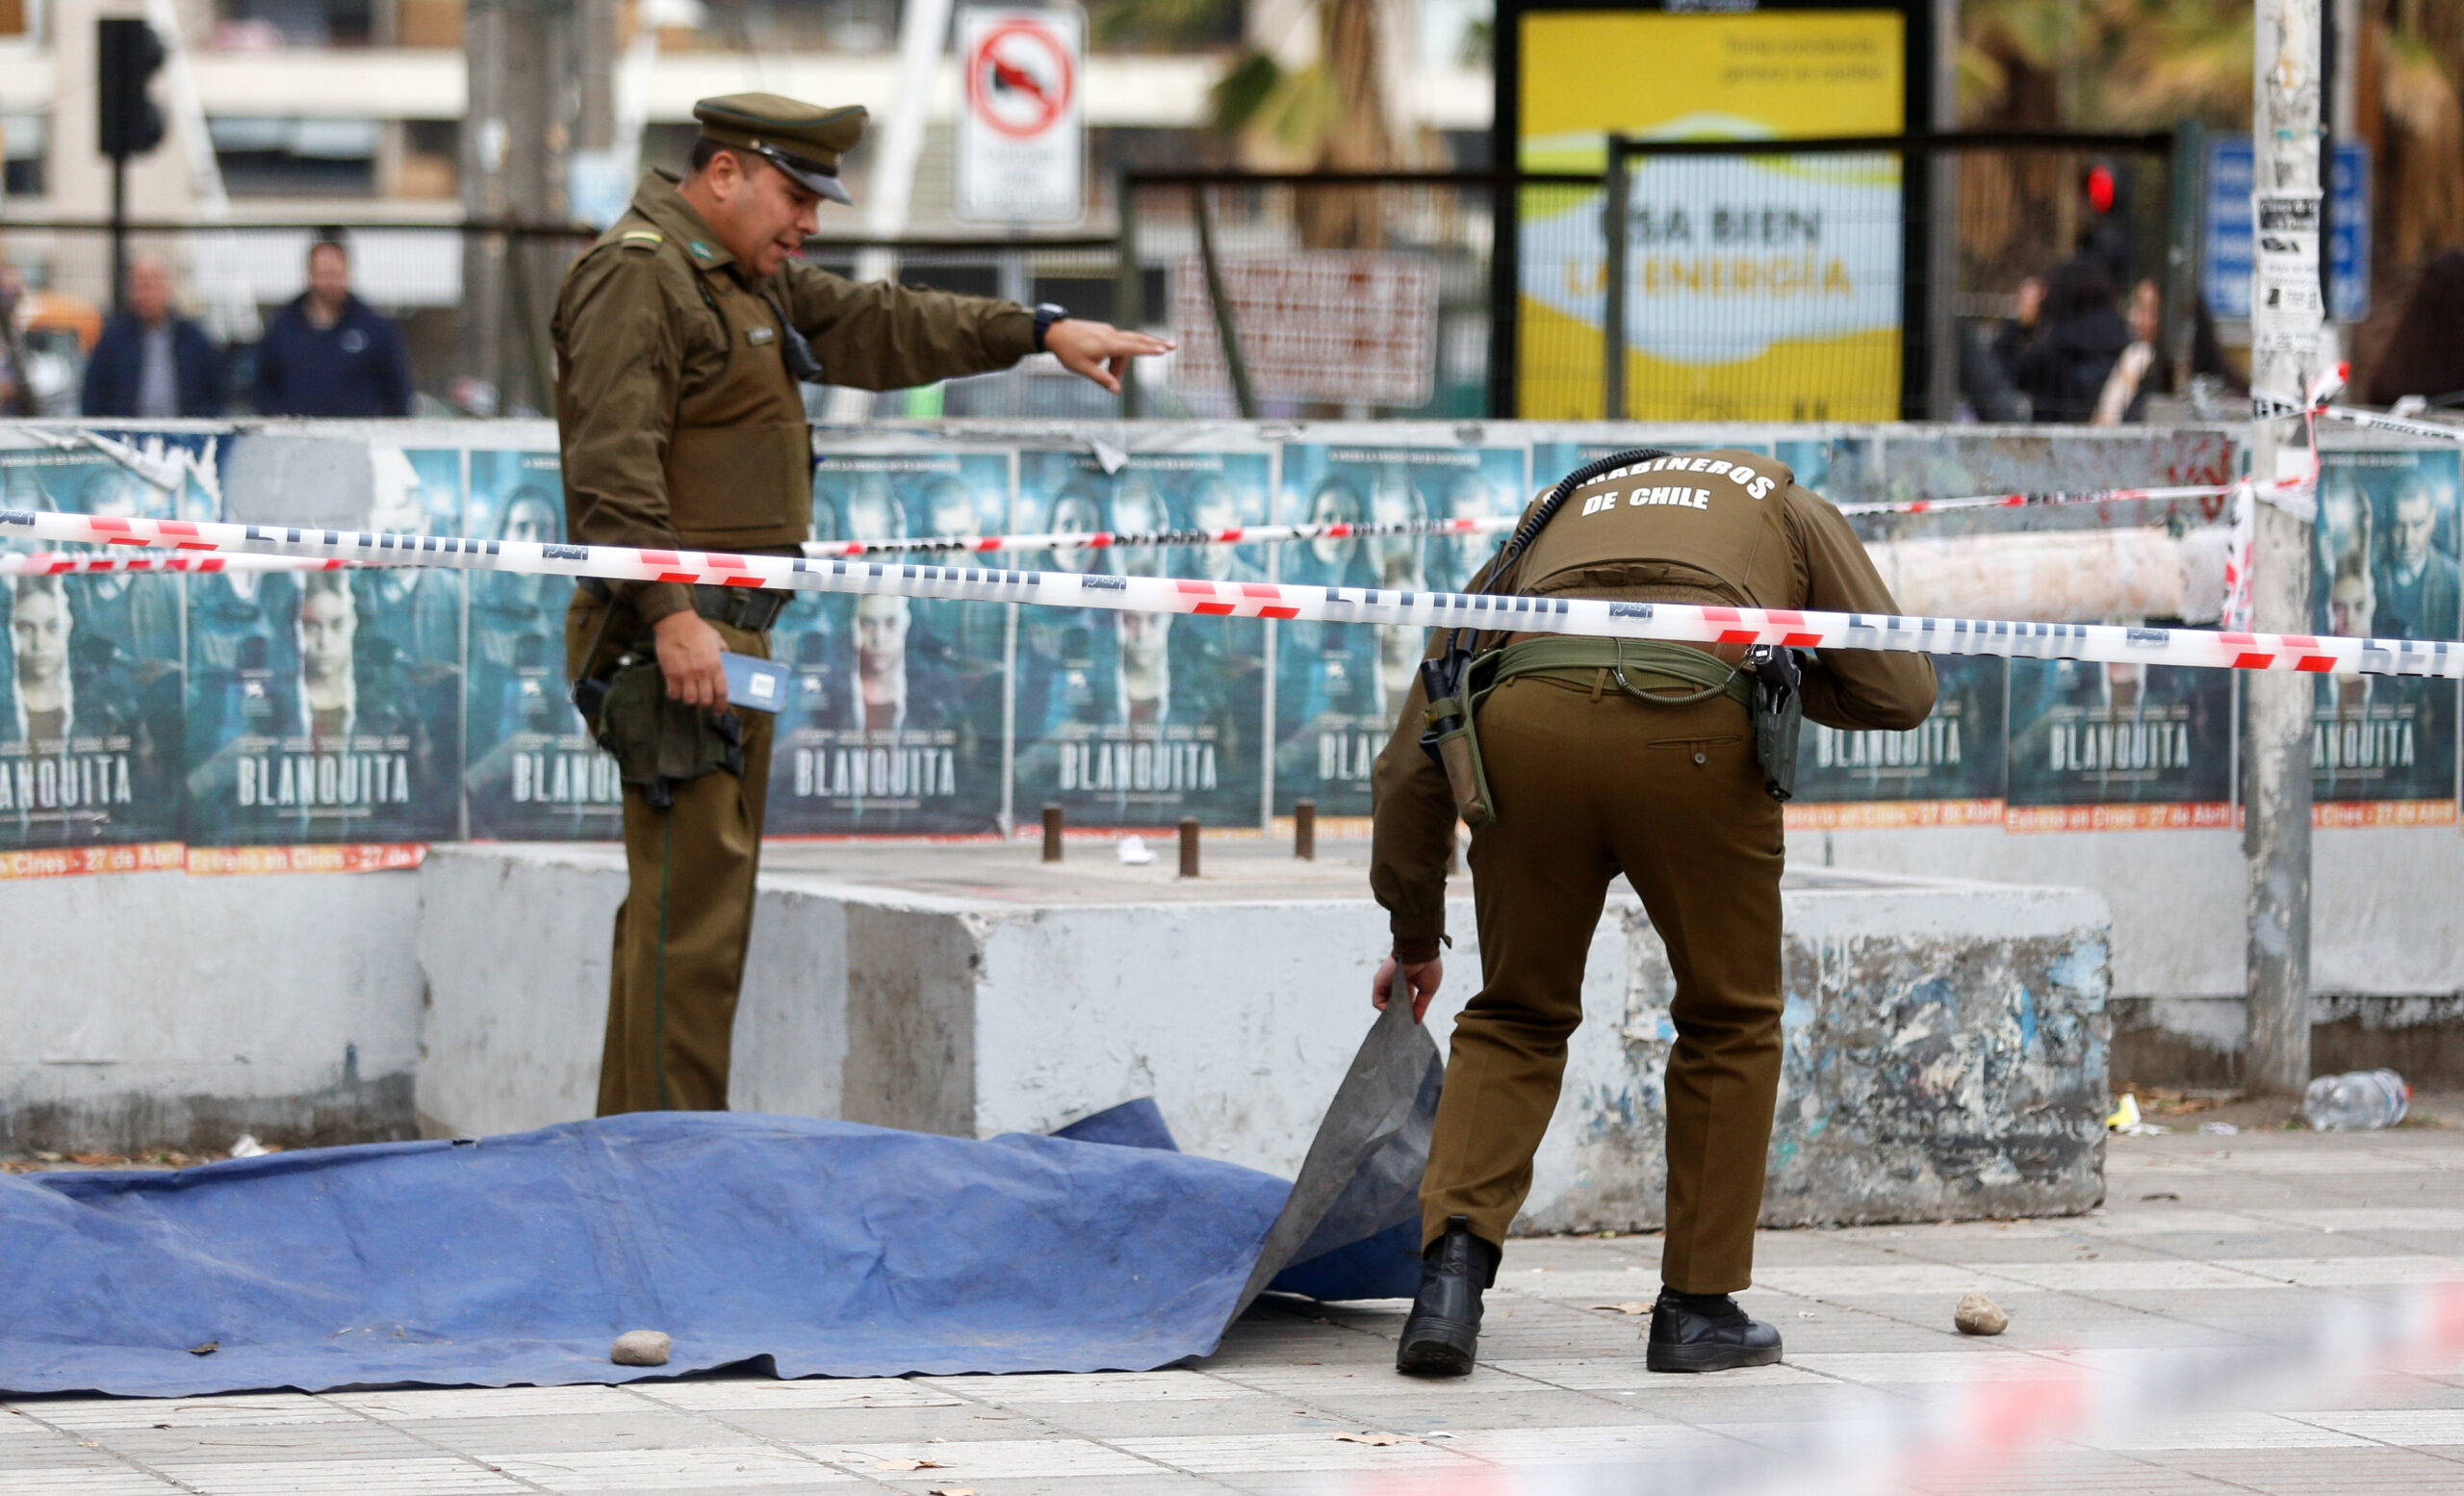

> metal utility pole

[
  {"left": 2244, "top": 0, "right": 2324, "bottom": 1096},
  {"left": 462, "top": 0, "right": 576, "bottom": 414}
]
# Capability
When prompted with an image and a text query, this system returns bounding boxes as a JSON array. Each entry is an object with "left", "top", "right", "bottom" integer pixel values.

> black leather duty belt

[{"left": 578, "top": 576, "right": 792, "bottom": 633}]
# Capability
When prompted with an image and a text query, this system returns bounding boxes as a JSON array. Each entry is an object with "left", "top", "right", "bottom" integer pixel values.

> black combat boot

[
  {"left": 1645, "top": 1287, "right": 1784, "bottom": 1373},
  {"left": 1395, "top": 1215, "right": 1501, "bottom": 1377}
]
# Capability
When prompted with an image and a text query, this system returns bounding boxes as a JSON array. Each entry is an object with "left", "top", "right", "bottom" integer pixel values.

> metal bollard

[
  {"left": 1042, "top": 803, "right": 1064, "bottom": 864},
  {"left": 1178, "top": 816, "right": 1201, "bottom": 878},
  {"left": 1294, "top": 798, "right": 1316, "bottom": 861}
]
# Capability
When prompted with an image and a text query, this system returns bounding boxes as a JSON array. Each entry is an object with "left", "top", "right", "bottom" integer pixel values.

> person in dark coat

[
  {"left": 81, "top": 255, "right": 227, "bottom": 418},
  {"left": 2008, "top": 258, "right": 2134, "bottom": 425},
  {"left": 2366, "top": 251, "right": 2464, "bottom": 409},
  {"left": 252, "top": 238, "right": 415, "bottom": 417}
]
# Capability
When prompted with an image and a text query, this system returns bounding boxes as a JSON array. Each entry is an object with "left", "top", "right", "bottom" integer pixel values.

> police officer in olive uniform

[
  {"left": 1368, "top": 449, "right": 1936, "bottom": 1376},
  {"left": 556, "top": 94, "right": 1168, "bottom": 1116}
]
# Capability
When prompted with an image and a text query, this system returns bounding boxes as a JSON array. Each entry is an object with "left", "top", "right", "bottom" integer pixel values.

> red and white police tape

[
  {"left": 0, "top": 480, "right": 2260, "bottom": 580},
  {"left": 4, "top": 503, "right": 2453, "bottom": 679},
  {"left": 0, "top": 550, "right": 352, "bottom": 577}
]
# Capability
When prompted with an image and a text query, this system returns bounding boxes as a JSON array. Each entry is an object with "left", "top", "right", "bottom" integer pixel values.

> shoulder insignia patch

[{"left": 619, "top": 230, "right": 663, "bottom": 251}]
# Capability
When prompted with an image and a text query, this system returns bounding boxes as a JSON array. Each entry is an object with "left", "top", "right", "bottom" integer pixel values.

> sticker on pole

[{"left": 956, "top": 7, "right": 1084, "bottom": 224}]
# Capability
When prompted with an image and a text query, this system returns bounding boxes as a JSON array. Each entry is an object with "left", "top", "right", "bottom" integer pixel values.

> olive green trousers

[
  {"left": 1421, "top": 672, "right": 1786, "bottom": 1295},
  {"left": 567, "top": 591, "right": 774, "bottom": 1115}
]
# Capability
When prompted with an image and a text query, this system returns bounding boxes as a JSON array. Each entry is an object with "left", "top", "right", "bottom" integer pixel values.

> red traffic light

[{"left": 2084, "top": 164, "right": 2117, "bottom": 216}]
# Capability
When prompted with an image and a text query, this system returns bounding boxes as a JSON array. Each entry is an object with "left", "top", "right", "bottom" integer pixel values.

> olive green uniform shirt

[
  {"left": 552, "top": 170, "right": 1038, "bottom": 624},
  {"left": 1369, "top": 449, "right": 1938, "bottom": 961}
]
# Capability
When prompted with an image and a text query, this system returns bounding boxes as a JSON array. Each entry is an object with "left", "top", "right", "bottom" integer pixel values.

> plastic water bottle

[{"left": 2301, "top": 1070, "right": 2411, "bottom": 1132}]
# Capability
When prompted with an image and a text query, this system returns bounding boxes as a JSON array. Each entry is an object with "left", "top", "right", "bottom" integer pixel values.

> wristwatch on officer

[{"left": 1033, "top": 302, "right": 1069, "bottom": 352}]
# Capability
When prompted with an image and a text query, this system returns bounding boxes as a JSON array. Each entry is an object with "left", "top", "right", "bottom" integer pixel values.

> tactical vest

[
  {"left": 1507, "top": 449, "right": 1799, "bottom": 609},
  {"left": 609, "top": 219, "right": 811, "bottom": 551}
]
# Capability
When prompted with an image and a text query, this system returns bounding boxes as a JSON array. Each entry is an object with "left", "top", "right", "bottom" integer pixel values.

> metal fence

[
  {"left": 0, "top": 219, "right": 1119, "bottom": 420},
  {"left": 1124, "top": 133, "right": 2192, "bottom": 425},
  {"left": 0, "top": 132, "right": 2199, "bottom": 424}
]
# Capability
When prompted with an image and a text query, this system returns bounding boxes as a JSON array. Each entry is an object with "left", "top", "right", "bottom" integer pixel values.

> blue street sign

[{"left": 2203, "top": 135, "right": 2371, "bottom": 322}]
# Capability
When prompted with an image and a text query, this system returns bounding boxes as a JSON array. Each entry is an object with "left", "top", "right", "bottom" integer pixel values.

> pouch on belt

[
  {"left": 568, "top": 581, "right": 755, "bottom": 811},
  {"left": 589, "top": 661, "right": 744, "bottom": 811}
]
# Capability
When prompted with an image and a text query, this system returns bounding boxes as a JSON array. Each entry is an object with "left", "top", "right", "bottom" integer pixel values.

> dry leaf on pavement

[
  {"left": 1335, "top": 1432, "right": 1419, "bottom": 1446},
  {"left": 1588, "top": 1303, "right": 1653, "bottom": 1315}
]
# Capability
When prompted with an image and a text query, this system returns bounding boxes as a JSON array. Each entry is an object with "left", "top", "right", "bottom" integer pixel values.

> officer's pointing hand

[
  {"left": 653, "top": 609, "right": 731, "bottom": 709},
  {"left": 1372, "top": 955, "right": 1444, "bottom": 1025},
  {"left": 1043, "top": 320, "right": 1174, "bottom": 396}
]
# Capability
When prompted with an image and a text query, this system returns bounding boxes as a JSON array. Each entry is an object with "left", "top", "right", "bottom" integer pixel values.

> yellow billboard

[{"left": 1516, "top": 10, "right": 1906, "bottom": 420}]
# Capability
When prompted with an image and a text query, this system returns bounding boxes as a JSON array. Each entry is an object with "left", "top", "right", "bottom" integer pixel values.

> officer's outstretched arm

[{"left": 783, "top": 265, "right": 1036, "bottom": 391}]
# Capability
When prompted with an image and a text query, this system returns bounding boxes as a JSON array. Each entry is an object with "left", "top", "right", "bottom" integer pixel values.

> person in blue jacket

[
  {"left": 81, "top": 255, "right": 227, "bottom": 418},
  {"left": 252, "top": 238, "right": 414, "bottom": 417}
]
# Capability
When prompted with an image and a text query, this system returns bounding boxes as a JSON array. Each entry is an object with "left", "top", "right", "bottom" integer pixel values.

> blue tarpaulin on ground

[
  {"left": 0, "top": 1113, "right": 1295, "bottom": 1396},
  {"left": 0, "top": 1005, "right": 1442, "bottom": 1398}
]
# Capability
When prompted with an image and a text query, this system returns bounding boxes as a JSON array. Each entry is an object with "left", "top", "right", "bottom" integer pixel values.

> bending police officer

[
  {"left": 556, "top": 93, "right": 1168, "bottom": 1115},
  {"left": 1368, "top": 448, "right": 1936, "bottom": 1376}
]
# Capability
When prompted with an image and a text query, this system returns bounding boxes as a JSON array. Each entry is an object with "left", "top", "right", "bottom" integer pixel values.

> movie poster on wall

[
  {"left": 0, "top": 438, "right": 209, "bottom": 871},
  {"left": 2310, "top": 448, "right": 2462, "bottom": 824},
  {"left": 1788, "top": 656, "right": 2008, "bottom": 828},
  {"left": 183, "top": 447, "right": 464, "bottom": 862},
  {"left": 1273, "top": 443, "right": 1528, "bottom": 818},
  {"left": 464, "top": 449, "right": 618, "bottom": 840},
  {"left": 2004, "top": 658, "right": 2236, "bottom": 831},
  {"left": 1013, "top": 449, "right": 1271, "bottom": 830},
  {"left": 766, "top": 450, "right": 1012, "bottom": 835}
]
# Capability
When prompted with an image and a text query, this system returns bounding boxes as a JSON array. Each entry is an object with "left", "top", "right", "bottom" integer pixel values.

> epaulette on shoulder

[{"left": 617, "top": 229, "right": 663, "bottom": 252}]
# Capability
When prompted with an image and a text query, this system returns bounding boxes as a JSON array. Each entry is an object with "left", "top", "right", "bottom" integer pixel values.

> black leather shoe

[
  {"left": 1645, "top": 1288, "right": 1784, "bottom": 1373},
  {"left": 1395, "top": 1215, "right": 1501, "bottom": 1377}
]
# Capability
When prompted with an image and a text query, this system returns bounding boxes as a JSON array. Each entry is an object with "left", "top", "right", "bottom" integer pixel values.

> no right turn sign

[{"left": 956, "top": 7, "right": 1085, "bottom": 225}]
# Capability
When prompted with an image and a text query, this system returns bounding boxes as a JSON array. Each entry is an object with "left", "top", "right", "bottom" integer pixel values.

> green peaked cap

[{"left": 693, "top": 93, "right": 866, "bottom": 205}]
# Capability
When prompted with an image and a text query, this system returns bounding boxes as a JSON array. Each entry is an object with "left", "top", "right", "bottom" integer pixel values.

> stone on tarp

[{"left": 610, "top": 1329, "right": 671, "bottom": 1366}]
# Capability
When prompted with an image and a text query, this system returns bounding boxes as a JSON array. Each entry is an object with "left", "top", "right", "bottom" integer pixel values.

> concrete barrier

[
  {"left": 415, "top": 842, "right": 2111, "bottom": 1230},
  {"left": 0, "top": 866, "right": 422, "bottom": 1154}
]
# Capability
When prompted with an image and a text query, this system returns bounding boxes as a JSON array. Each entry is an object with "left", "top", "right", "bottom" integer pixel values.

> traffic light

[
  {"left": 96, "top": 17, "right": 166, "bottom": 161},
  {"left": 2075, "top": 158, "right": 2133, "bottom": 282},
  {"left": 2083, "top": 163, "right": 2118, "bottom": 217}
]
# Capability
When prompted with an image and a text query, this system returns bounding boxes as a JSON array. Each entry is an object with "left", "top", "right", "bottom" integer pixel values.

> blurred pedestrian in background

[
  {"left": 0, "top": 266, "right": 34, "bottom": 418},
  {"left": 82, "top": 255, "right": 227, "bottom": 419},
  {"left": 2007, "top": 257, "right": 2132, "bottom": 424},
  {"left": 253, "top": 237, "right": 413, "bottom": 418},
  {"left": 2089, "top": 278, "right": 2163, "bottom": 426},
  {"left": 1989, "top": 274, "right": 2044, "bottom": 389}
]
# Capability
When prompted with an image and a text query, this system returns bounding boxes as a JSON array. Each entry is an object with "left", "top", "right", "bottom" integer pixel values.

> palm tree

[{"left": 1205, "top": 0, "right": 1411, "bottom": 248}]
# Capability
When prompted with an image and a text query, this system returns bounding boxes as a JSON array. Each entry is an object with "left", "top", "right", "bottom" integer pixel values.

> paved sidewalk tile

[
  {"left": 487, "top": 1445, "right": 857, "bottom": 1489},
  {"left": 2, "top": 1474, "right": 189, "bottom": 1495},
  {"left": 154, "top": 1457, "right": 526, "bottom": 1494}
]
